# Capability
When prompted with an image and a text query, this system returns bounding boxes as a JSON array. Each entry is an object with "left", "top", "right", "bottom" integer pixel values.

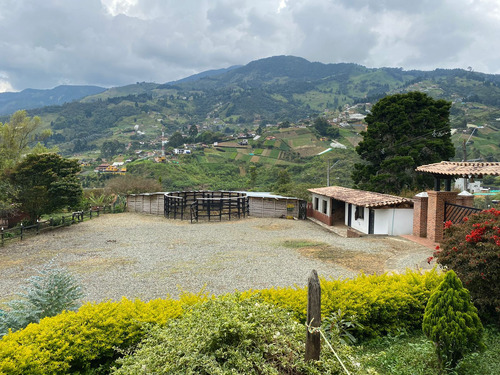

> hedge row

[
  {"left": 243, "top": 268, "right": 444, "bottom": 338},
  {"left": 0, "top": 294, "right": 206, "bottom": 374},
  {"left": 0, "top": 269, "right": 444, "bottom": 374}
]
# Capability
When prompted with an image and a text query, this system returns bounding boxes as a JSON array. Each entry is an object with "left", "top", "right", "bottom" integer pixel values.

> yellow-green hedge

[
  {"left": 0, "top": 269, "right": 443, "bottom": 374},
  {"left": 0, "top": 295, "right": 205, "bottom": 375},
  {"left": 242, "top": 268, "right": 444, "bottom": 337}
]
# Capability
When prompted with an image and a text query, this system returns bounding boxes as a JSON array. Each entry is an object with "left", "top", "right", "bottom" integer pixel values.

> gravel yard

[{"left": 0, "top": 213, "right": 434, "bottom": 303}]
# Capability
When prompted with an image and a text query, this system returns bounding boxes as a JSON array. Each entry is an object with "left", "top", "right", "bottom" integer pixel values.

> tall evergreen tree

[{"left": 352, "top": 92, "right": 454, "bottom": 194}]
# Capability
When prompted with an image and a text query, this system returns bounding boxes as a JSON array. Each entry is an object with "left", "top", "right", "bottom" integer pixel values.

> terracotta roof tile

[
  {"left": 308, "top": 186, "right": 413, "bottom": 208},
  {"left": 416, "top": 161, "right": 500, "bottom": 177}
]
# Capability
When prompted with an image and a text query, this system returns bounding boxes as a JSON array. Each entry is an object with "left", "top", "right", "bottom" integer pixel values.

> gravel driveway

[{"left": 0, "top": 213, "right": 434, "bottom": 303}]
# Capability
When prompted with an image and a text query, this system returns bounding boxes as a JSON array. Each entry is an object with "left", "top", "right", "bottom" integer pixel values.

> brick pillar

[
  {"left": 412, "top": 192, "right": 428, "bottom": 237},
  {"left": 456, "top": 191, "right": 474, "bottom": 207},
  {"left": 427, "top": 191, "right": 458, "bottom": 242}
]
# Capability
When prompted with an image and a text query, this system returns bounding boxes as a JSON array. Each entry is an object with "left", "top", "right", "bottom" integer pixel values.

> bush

[
  {"left": 0, "top": 270, "right": 444, "bottom": 373},
  {"left": 0, "top": 295, "right": 202, "bottom": 374},
  {"left": 0, "top": 261, "right": 83, "bottom": 337},
  {"left": 422, "top": 270, "right": 484, "bottom": 370},
  {"left": 437, "top": 208, "right": 500, "bottom": 323},
  {"left": 112, "top": 295, "right": 360, "bottom": 374},
  {"left": 243, "top": 268, "right": 444, "bottom": 339}
]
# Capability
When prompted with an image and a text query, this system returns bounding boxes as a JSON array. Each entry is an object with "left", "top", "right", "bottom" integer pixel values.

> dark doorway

[
  {"left": 331, "top": 199, "right": 345, "bottom": 225},
  {"left": 347, "top": 203, "right": 352, "bottom": 226},
  {"left": 368, "top": 209, "right": 375, "bottom": 234}
]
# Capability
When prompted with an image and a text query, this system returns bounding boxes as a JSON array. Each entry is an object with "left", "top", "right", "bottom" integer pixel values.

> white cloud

[{"left": 0, "top": 0, "right": 499, "bottom": 91}]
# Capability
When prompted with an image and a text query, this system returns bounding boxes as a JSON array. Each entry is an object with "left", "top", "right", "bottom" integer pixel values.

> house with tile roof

[{"left": 308, "top": 186, "right": 414, "bottom": 235}]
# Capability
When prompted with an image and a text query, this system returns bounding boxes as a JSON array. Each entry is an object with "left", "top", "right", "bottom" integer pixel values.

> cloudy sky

[{"left": 1, "top": 0, "right": 499, "bottom": 92}]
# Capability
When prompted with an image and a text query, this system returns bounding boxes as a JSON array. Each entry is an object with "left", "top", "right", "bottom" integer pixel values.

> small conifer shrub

[
  {"left": 0, "top": 260, "right": 83, "bottom": 336},
  {"left": 422, "top": 270, "right": 484, "bottom": 371}
]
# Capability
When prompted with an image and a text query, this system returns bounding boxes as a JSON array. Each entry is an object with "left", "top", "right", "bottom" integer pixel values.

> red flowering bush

[{"left": 436, "top": 208, "right": 500, "bottom": 324}]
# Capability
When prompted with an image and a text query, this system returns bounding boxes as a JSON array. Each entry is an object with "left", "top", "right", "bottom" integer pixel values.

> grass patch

[
  {"left": 281, "top": 239, "right": 386, "bottom": 274},
  {"left": 281, "top": 239, "right": 326, "bottom": 248}
]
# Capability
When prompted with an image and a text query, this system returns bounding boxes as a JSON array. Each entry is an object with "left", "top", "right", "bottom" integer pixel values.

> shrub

[
  {"left": 422, "top": 270, "right": 484, "bottom": 370},
  {"left": 0, "top": 295, "right": 202, "bottom": 374},
  {"left": 243, "top": 268, "right": 444, "bottom": 339},
  {"left": 437, "top": 208, "right": 500, "bottom": 323},
  {"left": 0, "top": 270, "right": 444, "bottom": 373},
  {"left": 0, "top": 261, "right": 83, "bottom": 337},
  {"left": 112, "top": 295, "right": 360, "bottom": 374}
]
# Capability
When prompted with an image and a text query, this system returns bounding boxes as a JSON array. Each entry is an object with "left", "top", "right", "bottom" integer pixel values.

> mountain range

[
  {"left": 2, "top": 55, "right": 500, "bottom": 162},
  {"left": 0, "top": 85, "right": 106, "bottom": 115}
]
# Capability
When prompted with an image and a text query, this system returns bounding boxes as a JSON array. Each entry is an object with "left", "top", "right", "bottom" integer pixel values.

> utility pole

[
  {"left": 461, "top": 127, "right": 476, "bottom": 191},
  {"left": 326, "top": 160, "right": 340, "bottom": 186}
]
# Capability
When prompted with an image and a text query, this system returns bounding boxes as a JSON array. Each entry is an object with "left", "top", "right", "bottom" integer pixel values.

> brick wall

[
  {"left": 412, "top": 195, "right": 428, "bottom": 237},
  {"left": 310, "top": 209, "right": 333, "bottom": 226},
  {"left": 456, "top": 193, "right": 474, "bottom": 207},
  {"left": 427, "top": 191, "right": 458, "bottom": 242}
]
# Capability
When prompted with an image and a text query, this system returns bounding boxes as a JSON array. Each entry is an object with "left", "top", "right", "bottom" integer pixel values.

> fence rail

[
  {"left": 444, "top": 202, "right": 481, "bottom": 224},
  {"left": 1, "top": 206, "right": 116, "bottom": 246},
  {"left": 164, "top": 191, "right": 249, "bottom": 223}
]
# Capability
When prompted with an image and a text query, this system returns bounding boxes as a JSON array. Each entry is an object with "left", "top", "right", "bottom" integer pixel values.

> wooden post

[
  {"left": 1, "top": 227, "right": 4, "bottom": 246},
  {"left": 305, "top": 269, "right": 321, "bottom": 361}
]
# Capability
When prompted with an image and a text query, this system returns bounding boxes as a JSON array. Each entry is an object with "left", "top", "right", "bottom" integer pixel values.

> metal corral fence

[{"left": 1, "top": 205, "right": 118, "bottom": 246}]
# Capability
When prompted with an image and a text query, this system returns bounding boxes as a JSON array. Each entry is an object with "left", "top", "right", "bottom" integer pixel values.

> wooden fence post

[{"left": 305, "top": 269, "right": 321, "bottom": 361}]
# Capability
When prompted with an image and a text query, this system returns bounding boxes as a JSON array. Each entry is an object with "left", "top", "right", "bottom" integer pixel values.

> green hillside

[{"left": 6, "top": 55, "right": 500, "bottom": 194}]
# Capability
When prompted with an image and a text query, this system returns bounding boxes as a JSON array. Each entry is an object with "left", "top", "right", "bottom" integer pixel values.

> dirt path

[{"left": 0, "top": 213, "right": 433, "bottom": 304}]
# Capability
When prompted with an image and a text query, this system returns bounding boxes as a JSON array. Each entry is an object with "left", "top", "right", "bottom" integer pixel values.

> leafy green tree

[
  {"left": 168, "top": 131, "right": 185, "bottom": 148},
  {"left": 9, "top": 153, "right": 82, "bottom": 223},
  {"left": 352, "top": 92, "right": 455, "bottom": 193},
  {"left": 100, "top": 140, "right": 124, "bottom": 160},
  {"left": 423, "top": 270, "right": 484, "bottom": 371},
  {"left": 0, "top": 180, "right": 19, "bottom": 219},
  {"left": 188, "top": 125, "right": 198, "bottom": 139},
  {"left": 313, "top": 117, "right": 339, "bottom": 138},
  {"left": 279, "top": 120, "right": 291, "bottom": 129},
  {"left": 0, "top": 110, "right": 51, "bottom": 170}
]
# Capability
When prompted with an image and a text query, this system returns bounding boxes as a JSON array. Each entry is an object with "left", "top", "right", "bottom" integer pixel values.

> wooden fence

[
  {"left": 248, "top": 196, "right": 306, "bottom": 219},
  {"left": 164, "top": 191, "right": 249, "bottom": 222},
  {"left": 1, "top": 206, "right": 115, "bottom": 246},
  {"left": 127, "top": 193, "right": 165, "bottom": 215},
  {"left": 127, "top": 191, "right": 307, "bottom": 222},
  {"left": 190, "top": 196, "right": 248, "bottom": 223}
]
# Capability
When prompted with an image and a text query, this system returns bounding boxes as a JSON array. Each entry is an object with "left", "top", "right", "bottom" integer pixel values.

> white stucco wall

[
  {"left": 312, "top": 193, "right": 330, "bottom": 216},
  {"left": 342, "top": 205, "right": 414, "bottom": 235},
  {"left": 374, "top": 208, "right": 413, "bottom": 235},
  {"left": 344, "top": 204, "right": 369, "bottom": 234}
]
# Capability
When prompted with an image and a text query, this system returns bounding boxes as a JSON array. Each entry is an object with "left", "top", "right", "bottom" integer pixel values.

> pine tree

[{"left": 422, "top": 270, "right": 484, "bottom": 371}]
